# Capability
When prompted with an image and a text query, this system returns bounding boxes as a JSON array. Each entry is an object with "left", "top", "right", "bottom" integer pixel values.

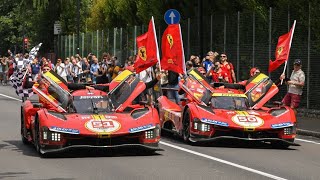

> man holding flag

[
  {"left": 268, "top": 20, "right": 304, "bottom": 114},
  {"left": 160, "top": 23, "right": 186, "bottom": 103},
  {"left": 280, "top": 59, "right": 305, "bottom": 114}
]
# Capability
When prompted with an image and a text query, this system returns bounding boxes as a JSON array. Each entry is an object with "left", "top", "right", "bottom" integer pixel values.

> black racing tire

[
  {"left": 34, "top": 117, "right": 41, "bottom": 153},
  {"left": 183, "top": 109, "right": 191, "bottom": 143},
  {"left": 34, "top": 116, "right": 48, "bottom": 157},
  {"left": 20, "top": 108, "right": 29, "bottom": 145}
]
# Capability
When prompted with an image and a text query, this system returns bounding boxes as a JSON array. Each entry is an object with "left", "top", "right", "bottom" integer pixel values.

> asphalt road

[{"left": 0, "top": 85, "right": 320, "bottom": 180}]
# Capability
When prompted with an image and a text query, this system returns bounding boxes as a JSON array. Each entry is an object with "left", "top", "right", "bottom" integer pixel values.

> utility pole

[
  {"left": 77, "top": 0, "right": 80, "bottom": 54},
  {"left": 198, "top": 0, "right": 204, "bottom": 57}
]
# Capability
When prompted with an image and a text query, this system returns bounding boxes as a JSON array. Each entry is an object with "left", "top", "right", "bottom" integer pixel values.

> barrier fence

[{"left": 56, "top": 3, "right": 320, "bottom": 109}]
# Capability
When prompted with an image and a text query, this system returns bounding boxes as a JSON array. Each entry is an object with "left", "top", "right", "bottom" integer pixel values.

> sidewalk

[{"left": 297, "top": 108, "right": 320, "bottom": 138}]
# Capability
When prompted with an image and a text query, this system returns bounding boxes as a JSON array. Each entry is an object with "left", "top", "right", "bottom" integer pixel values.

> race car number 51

[
  {"left": 92, "top": 121, "right": 114, "bottom": 128},
  {"left": 85, "top": 119, "right": 121, "bottom": 133}
]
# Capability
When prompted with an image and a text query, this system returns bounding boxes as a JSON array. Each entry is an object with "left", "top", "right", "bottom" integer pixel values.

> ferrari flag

[
  {"left": 134, "top": 17, "right": 160, "bottom": 73},
  {"left": 268, "top": 21, "right": 296, "bottom": 73},
  {"left": 161, "top": 24, "right": 185, "bottom": 74}
]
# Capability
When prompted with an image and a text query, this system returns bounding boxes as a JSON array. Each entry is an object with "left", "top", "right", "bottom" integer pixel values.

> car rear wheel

[{"left": 183, "top": 109, "right": 191, "bottom": 143}]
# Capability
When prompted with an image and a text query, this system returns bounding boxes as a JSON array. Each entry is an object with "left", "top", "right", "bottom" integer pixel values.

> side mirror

[{"left": 33, "top": 103, "right": 43, "bottom": 108}]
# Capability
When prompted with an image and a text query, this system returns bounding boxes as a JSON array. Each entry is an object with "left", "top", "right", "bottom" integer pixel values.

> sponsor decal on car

[
  {"left": 271, "top": 122, "right": 293, "bottom": 129},
  {"left": 49, "top": 126, "right": 80, "bottom": 134},
  {"left": 201, "top": 118, "right": 229, "bottom": 127},
  {"left": 232, "top": 111, "right": 264, "bottom": 128},
  {"left": 212, "top": 93, "right": 247, "bottom": 98},
  {"left": 79, "top": 96, "right": 104, "bottom": 99},
  {"left": 85, "top": 115, "right": 121, "bottom": 134},
  {"left": 129, "top": 123, "right": 155, "bottom": 133}
]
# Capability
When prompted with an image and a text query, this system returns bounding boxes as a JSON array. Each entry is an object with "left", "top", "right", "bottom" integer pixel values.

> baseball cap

[{"left": 293, "top": 59, "right": 302, "bottom": 65}]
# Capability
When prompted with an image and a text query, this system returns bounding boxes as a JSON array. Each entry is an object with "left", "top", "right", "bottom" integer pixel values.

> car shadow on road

[
  {"left": 3, "top": 140, "right": 39, "bottom": 157},
  {"left": 3, "top": 140, "right": 163, "bottom": 158},
  {"left": 161, "top": 134, "right": 298, "bottom": 150},
  {"left": 45, "top": 148, "right": 163, "bottom": 159}
]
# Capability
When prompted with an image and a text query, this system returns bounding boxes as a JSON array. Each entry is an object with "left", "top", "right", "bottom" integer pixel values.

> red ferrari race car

[
  {"left": 158, "top": 69, "right": 299, "bottom": 148},
  {"left": 21, "top": 70, "right": 161, "bottom": 156}
]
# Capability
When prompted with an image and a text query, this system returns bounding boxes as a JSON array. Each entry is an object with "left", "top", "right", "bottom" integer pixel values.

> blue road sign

[{"left": 164, "top": 9, "right": 181, "bottom": 25}]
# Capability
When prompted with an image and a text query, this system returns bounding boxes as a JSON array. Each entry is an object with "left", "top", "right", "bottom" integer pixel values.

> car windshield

[
  {"left": 72, "top": 95, "right": 111, "bottom": 113},
  {"left": 211, "top": 96, "right": 249, "bottom": 110}
]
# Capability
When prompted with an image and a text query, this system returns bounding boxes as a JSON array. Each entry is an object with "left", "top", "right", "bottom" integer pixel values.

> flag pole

[
  {"left": 178, "top": 24, "right": 186, "bottom": 75},
  {"left": 151, "top": 16, "right": 164, "bottom": 97},
  {"left": 281, "top": 20, "right": 296, "bottom": 85},
  {"left": 152, "top": 16, "right": 161, "bottom": 72}
]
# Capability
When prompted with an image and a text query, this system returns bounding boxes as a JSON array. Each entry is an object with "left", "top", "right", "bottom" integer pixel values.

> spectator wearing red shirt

[
  {"left": 220, "top": 53, "right": 236, "bottom": 83},
  {"left": 206, "top": 61, "right": 229, "bottom": 83}
]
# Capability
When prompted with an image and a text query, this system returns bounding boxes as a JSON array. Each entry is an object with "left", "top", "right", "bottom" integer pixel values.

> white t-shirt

[
  {"left": 139, "top": 67, "right": 153, "bottom": 83},
  {"left": 288, "top": 69, "right": 305, "bottom": 95},
  {"left": 56, "top": 63, "right": 67, "bottom": 77}
]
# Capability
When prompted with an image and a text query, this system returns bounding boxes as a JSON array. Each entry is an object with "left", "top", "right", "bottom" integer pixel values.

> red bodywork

[
  {"left": 21, "top": 70, "right": 161, "bottom": 156},
  {"left": 158, "top": 69, "right": 299, "bottom": 148}
]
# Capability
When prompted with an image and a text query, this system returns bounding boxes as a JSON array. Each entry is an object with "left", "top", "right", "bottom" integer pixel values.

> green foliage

[{"left": 1, "top": 0, "right": 320, "bottom": 55}]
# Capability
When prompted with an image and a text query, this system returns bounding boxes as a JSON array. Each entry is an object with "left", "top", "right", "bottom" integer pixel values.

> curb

[{"left": 297, "top": 129, "right": 320, "bottom": 138}]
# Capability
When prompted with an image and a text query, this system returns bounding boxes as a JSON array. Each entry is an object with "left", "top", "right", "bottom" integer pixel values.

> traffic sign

[
  {"left": 164, "top": 9, "right": 181, "bottom": 25},
  {"left": 54, "top": 21, "right": 62, "bottom": 35}
]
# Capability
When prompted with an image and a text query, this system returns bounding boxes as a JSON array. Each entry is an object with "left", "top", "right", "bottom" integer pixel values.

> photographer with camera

[{"left": 206, "top": 61, "right": 229, "bottom": 83}]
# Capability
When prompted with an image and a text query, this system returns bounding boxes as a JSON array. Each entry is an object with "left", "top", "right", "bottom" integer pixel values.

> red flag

[
  {"left": 161, "top": 24, "right": 185, "bottom": 74},
  {"left": 134, "top": 17, "right": 159, "bottom": 73},
  {"left": 269, "top": 21, "right": 296, "bottom": 73}
]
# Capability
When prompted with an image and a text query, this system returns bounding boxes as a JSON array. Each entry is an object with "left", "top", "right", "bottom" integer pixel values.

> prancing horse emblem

[
  {"left": 138, "top": 46, "right": 147, "bottom": 61},
  {"left": 167, "top": 34, "right": 173, "bottom": 49}
]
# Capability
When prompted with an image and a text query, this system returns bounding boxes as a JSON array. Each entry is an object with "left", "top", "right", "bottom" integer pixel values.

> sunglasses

[{"left": 221, "top": 55, "right": 226, "bottom": 57}]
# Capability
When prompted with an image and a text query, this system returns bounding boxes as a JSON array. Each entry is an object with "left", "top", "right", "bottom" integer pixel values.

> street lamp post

[{"left": 77, "top": 0, "right": 80, "bottom": 55}]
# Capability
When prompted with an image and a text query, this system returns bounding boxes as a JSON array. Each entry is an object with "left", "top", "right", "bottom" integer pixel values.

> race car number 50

[{"left": 232, "top": 115, "right": 264, "bottom": 128}]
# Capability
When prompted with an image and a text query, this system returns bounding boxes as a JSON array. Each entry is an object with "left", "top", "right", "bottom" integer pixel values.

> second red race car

[
  {"left": 21, "top": 70, "right": 161, "bottom": 157},
  {"left": 158, "top": 69, "right": 299, "bottom": 148}
]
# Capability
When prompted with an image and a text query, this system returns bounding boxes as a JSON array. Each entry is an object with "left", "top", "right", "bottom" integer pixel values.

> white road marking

[
  {"left": 0, "top": 93, "right": 22, "bottom": 102},
  {"left": 296, "top": 138, "right": 320, "bottom": 145},
  {"left": 160, "top": 141, "right": 287, "bottom": 180}
]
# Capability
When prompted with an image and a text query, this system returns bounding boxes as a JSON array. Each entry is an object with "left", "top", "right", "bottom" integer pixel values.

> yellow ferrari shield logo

[
  {"left": 138, "top": 46, "right": 147, "bottom": 61},
  {"left": 167, "top": 34, "right": 173, "bottom": 49},
  {"left": 276, "top": 46, "right": 283, "bottom": 58}
]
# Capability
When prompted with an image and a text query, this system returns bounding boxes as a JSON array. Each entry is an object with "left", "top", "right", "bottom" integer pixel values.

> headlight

[
  {"left": 51, "top": 132, "right": 61, "bottom": 141},
  {"left": 283, "top": 126, "right": 296, "bottom": 135},
  {"left": 145, "top": 130, "right": 154, "bottom": 139},
  {"left": 193, "top": 119, "right": 211, "bottom": 132},
  {"left": 42, "top": 127, "right": 62, "bottom": 141},
  {"left": 144, "top": 125, "right": 160, "bottom": 139}
]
